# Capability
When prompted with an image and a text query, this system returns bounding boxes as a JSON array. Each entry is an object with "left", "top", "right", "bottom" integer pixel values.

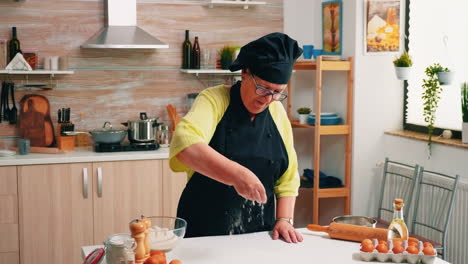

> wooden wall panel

[{"left": 0, "top": 0, "right": 283, "bottom": 137}]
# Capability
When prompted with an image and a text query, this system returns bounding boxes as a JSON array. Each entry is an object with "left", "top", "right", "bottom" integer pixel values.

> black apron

[{"left": 177, "top": 81, "right": 289, "bottom": 237}]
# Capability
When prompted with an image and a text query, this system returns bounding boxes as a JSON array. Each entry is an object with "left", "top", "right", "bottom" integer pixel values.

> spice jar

[{"left": 157, "top": 124, "right": 170, "bottom": 147}]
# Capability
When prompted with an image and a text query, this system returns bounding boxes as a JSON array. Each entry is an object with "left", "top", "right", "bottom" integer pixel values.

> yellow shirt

[{"left": 169, "top": 84, "right": 299, "bottom": 198}]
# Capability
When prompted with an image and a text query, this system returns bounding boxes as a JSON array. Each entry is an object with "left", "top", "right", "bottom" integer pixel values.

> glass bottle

[
  {"left": 192, "top": 36, "right": 201, "bottom": 69},
  {"left": 157, "top": 124, "right": 170, "bottom": 148},
  {"left": 8, "top": 27, "right": 22, "bottom": 63},
  {"left": 182, "top": 30, "right": 192, "bottom": 69},
  {"left": 387, "top": 198, "right": 409, "bottom": 240}
]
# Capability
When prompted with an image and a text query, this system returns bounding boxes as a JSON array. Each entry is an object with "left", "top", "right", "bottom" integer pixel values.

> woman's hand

[
  {"left": 232, "top": 169, "right": 267, "bottom": 204},
  {"left": 272, "top": 220, "right": 303, "bottom": 243},
  {"left": 177, "top": 142, "right": 267, "bottom": 204}
]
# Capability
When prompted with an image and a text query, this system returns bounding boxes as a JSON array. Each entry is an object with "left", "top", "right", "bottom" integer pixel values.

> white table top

[
  {"left": 82, "top": 228, "right": 449, "bottom": 264},
  {"left": 0, "top": 146, "right": 169, "bottom": 166}
]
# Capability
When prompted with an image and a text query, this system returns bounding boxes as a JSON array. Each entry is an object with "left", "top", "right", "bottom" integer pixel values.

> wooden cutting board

[{"left": 18, "top": 94, "right": 55, "bottom": 147}]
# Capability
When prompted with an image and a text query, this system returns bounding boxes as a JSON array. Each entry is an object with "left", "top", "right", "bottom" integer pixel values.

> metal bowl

[{"left": 332, "top": 215, "right": 377, "bottom": 228}]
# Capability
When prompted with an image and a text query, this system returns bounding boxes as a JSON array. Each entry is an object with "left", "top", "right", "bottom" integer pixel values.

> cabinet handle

[
  {"left": 82, "top": 168, "right": 88, "bottom": 199},
  {"left": 97, "top": 167, "right": 103, "bottom": 197}
]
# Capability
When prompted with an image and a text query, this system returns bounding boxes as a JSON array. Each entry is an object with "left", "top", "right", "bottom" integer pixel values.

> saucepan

[
  {"left": 332, "top": 215, "right": 377, "bottom": 228},
  {"left": 64, "top": 121, "right": 127, "bottom": 144},
  {"left": 121, "top": 112, "right": 160, "bottom": 144}
]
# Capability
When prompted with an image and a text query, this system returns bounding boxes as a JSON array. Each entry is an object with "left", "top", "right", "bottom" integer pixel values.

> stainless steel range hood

[{"left": 81, "top": 0, "right": 168, "bottom": 49}]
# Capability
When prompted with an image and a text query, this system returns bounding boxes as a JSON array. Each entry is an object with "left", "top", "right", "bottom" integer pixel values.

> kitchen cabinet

[
  {"left": 0, "top": 166, "right": 19, "bottom": 264},
  {"left": 18, "top": 163, "right": 93, "bottom": 264},
  {"left": 288, "top": 57, "right": 354, "bottom": 224},
  {"left": 92, "top": 160, "right": 163, "bottom": 241},
  {"left": 162, "top": 160, "right": 186, "bottom": 217},
  {"left": 17, "top": 159, "right": 167, "bottom": 264}
]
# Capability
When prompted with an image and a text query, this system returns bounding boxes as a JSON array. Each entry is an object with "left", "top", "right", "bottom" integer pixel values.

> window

[{"left": 404, "top": 0, "right": 468, "bottom": 137}]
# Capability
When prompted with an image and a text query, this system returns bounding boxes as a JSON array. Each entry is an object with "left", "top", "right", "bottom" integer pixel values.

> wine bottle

[
  {"left": 8, "top": 27, "right": 22, "bottom": 62},
  {"left": 192, "top": 36, "right": 201, "bottom": 69},
  {"left": 182, "top": 30, "right": 192, "bottom": 69},
  {"left": 387, "top": 198, "right": 409, "bottom": 240}
]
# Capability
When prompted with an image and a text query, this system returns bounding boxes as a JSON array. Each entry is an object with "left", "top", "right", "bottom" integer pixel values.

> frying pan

[{"left": 64, "top": 121, "right": 127, "bottom": 144}]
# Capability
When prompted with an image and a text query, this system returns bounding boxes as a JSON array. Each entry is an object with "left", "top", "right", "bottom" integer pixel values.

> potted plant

[
  {"left": 436, "top": 66, "right": 454, "bottom": 85},
  {"left": 461, "top": 82, "right": 468, "bottom": 143},
  {"left": 297, "top": 107, "right": 311, "bottom": 124},
  {"left": 219, "top": 46, "right": 235, "bottom": 69},
  {"left": 422, "top": 63, "right": 444, "bottom": 155},
  {"left": 393, "top": 51, "right": 413, "bottom": 80}
]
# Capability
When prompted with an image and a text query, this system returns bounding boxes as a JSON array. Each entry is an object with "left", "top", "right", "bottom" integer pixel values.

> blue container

[{"left": 307, "top": 113, "right": 342, "bottom": 125}]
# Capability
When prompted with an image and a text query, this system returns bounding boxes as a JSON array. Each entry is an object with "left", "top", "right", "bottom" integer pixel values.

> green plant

[
  {"left": 422, "top": 63, "right": 445, "bottom": 156},
  {"left": 219, "top": 46, "right": 235, "bottom": 60},
  {"left": 297, "top": 107, "right": 311, "bottom": 115},
  {"left": 462, "top": 82, "right": 468, "bottom": 123},
  {"left": 393, "top": 51, "right": 413, "bottom": 67}
]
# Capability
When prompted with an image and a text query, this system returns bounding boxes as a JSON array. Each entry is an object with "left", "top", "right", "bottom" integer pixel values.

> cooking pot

[
  {"left": 122, "top": 112, "right": 160, "bottom": 144},
  {"left": 332, "top": 215, "right": 377, "bottom": 228},
  {"left": 64, "top": 121, "right": 127, "bottom": 144}
]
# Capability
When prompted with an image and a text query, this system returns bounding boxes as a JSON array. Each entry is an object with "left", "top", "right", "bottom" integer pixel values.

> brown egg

[
  {"left": 361, "top": 243, "right": 375, "bottom": 253},
  {"left": 376, "top": 244, "right": 389, "bottom": 253},
  {"left": 423, "top": 242, "right": 433, "bottom": 248},
  {"left": 392, "top": 245, "right": 405, "bottom": 254},
  {"left": 392, "top": 238, "right": 403, "bottom": 247},
  {"left": 406, "top": 246, "right": 419, "bottom": 254},
  {"left": 423, "top": 246, "right": 436, "bottom": 256},
  {"left": 361, "top": 239, "right": 373, "bottom": 246},
  {"left": 378, "top": 240, "right": 388, "bottom": 245},
  {"left": 408, "top": 237, "right": 419, "bottom": 244},
  {"left": 408, "top": 241, "right": 418, "bottom": 248},
  {"left": 169, "top": 260, "right": 183, "bottom": 264}
]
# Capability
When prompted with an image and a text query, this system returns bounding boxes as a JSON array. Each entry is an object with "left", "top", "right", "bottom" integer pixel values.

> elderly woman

[{"left": 169, "top": 33, "right": 303, "bottom": 243}]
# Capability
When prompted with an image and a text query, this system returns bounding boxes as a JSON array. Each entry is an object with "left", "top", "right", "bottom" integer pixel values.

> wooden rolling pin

[{"left": 307, "top": 222, "right": 388, "bottom": 242}]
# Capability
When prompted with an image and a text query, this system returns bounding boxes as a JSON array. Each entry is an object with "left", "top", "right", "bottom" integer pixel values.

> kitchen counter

[
  {"left": 0, "top": 147, "right": 170, "bottom": 166},
  {"left": 81, "top": 228, "right": 450, "bottom": 264}
]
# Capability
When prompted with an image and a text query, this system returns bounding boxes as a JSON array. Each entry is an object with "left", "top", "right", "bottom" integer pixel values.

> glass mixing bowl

[{"left": 145, "top": 216, "right": 187, "bottom": 252}]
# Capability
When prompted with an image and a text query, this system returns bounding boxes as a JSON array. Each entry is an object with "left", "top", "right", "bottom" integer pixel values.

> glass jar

[
  {"left": 157, "top": 124, "right": 170, "bottom": 147},
  {"left": 104, "top": 233, "right": 135, "bottom": 264}
]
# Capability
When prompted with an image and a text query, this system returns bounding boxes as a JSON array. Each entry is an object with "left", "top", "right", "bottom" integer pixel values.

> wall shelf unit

[
  {"left": 180, "top": 69, "right": 241, "bottom": 76},
  {"left": 0, "top": 70, "right": 74, "bottom": 77},
  {"left": 205, "top": 0, "right": 266, "bottom": 9},
  {"left": 288, "top": 56, "right": 354, "bottom": 225}
]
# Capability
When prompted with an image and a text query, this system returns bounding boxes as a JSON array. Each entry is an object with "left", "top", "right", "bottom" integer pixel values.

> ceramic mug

[
  {"left": 18, "top": 138, "right": 30, "bottom": 155},
  {"left": 303, "top": 45, "right": 314, "bottom": 59}
]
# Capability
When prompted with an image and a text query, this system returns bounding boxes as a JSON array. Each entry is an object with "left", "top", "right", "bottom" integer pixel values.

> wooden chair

[
  {"left": 376, "top": 158, "right": 420, "bottom": 223},
  {"left": 411, "top": 168, "right": 460, "bottom": 259}
]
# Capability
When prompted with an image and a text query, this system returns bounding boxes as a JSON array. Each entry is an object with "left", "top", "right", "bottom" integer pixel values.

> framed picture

[
  {"left": 364, "top": 0, "right": 402, "bottom": 55},
  {"left": 322, "top": 0, "right": 343, "bottom": 55}
]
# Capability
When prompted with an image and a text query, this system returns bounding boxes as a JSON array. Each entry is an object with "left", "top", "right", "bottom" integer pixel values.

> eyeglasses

[{"left": 250, "top": 74, "right": 288, "bottom": 101}]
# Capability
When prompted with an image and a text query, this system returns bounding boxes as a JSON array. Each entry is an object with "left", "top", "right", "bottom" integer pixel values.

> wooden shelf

[
  {"left": 0, "top": 70, "right": 74, "bottom": 77},
  {"left": 180, "top": 69, "right": 241, "bottom": 76},
  {"left": 205, "top": 0, "right": 266, "bottom": 9},
  {"left": 290, "top": 120, "right": 350, "bottom": 135},
  {"left": 317, "top": 187, "right": 350, "bottom": 198},
  {"left": 288, "top": 56, "right": 354, "bottom": 224},
  {"left": 294, "top": 59, "right": 351, "bottom": 71}
]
